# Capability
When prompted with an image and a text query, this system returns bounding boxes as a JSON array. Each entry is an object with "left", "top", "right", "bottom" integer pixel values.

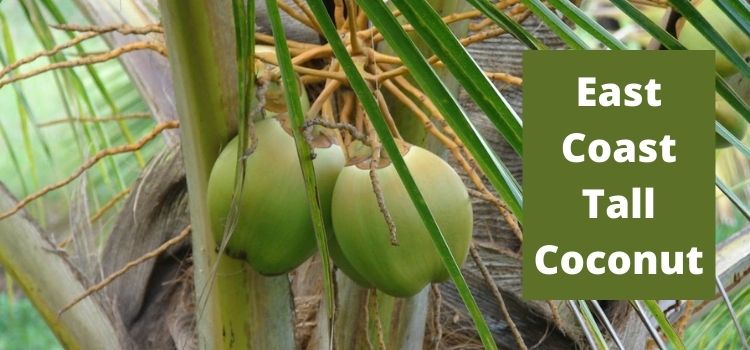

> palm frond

[
  {"left": 548, "top": 0, "right": 627, "bottom": 49},
  {"left": 40, "top": 0, "right": 145, "bottom": 167},
  {"left": 520, "top": 0, "right": 590, "bottom": 49}
]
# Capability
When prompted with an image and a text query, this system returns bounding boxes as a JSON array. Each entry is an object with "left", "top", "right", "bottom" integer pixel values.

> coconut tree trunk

[
  {"left": 158, "top": 1, "right": 297, "bottom": 349},
  {"left": 0, "top": 185, "right": 128, "bottom": 349}
]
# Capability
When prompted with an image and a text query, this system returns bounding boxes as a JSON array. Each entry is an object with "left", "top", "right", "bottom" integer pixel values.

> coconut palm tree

[{"left": 0, "top": 0, "right": 749, "bottom": 349}]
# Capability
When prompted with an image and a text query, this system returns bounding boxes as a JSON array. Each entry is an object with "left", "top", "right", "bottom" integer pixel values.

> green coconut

[
  {"left": 207, "top": 115, "right": 345, "bottom": 275},
  {"left": 331, "top": 143, "right": 473, "bottom": 297},
  {"left": 716, "top": 95, "right": 748, "bottom": 148},
  {"left": 327, "top": 231, "right": 372, "bottom": 287},
  {"left": 676, "top": 0, "right": 750, "bottom": 77}
]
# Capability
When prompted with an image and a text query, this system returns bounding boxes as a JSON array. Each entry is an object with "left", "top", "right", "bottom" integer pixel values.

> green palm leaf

[
  {"left": 713, "top": 0, "right": 750, "bottom": 38},
  {"left": 548, "top": 0, "right": 627, "bottom": 50},
  {"left": 667, "top": 0, "right": 750, "bottom": 79},
  {"left": 609, "top": 0, "right": 750, "bottom": 126},
  {"left": 716, "top": 121, "right": 750, "bottom": 158},
  {"left": 519, "top": 0, "right": 589, "bottom": 50},
  {"left": 643, "top": 299, "right": 687, "bottom": 350},
  {"left": 40, "top": 0, "right": 144, "bottom": 167},
  {"left": 390, "top": 0, "right": 525, "bottom": 155},
  {"left": 265, "top": 0, "right": 335, "bottom": 318},
  {"left": 716, "top": 176, "right": 750, "bottom": 221},
  {"left": 578, "top": 300, "right": 610, "bottom": 350}
]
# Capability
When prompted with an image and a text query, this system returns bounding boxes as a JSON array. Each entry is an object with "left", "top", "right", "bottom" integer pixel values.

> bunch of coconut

[{"left": 206, "top": 46, "right": 473, "bottom": 296}]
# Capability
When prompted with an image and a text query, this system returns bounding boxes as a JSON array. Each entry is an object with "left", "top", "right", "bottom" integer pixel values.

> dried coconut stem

[
  {"left": 334, "top": 0, "right": 346, "bottom": 28},
  {"left": 307, "top": 73, "right": 343, "bottom": 119},
  {"left": 291, "top": 0, "right": 321, "bottom": 31},
  {"left": 0, "top": 42, "right": 166, "bottom": 90},
  {"left": 365, "top": 120, "right": 399, "bottom": 247},
  {"left": 90, "top": 187, "right": 132, "bottom": 223},
  {"left": 257, "top": 53, "right": 352, "bottom": 82},
  {"left": 255, "top": 33, "right": 313, "bottom": 54},
  {"left": 346, "top": 0, "right": 361, "bottom": 54},
  {"left": 0, "top": 23, "right": 163, "bottom": 80},
  {"left": 339, "top": 91, "right": 357, "bottom": 144},
  {"left": 431, "top": 284, "right": 444, "bottom": 350},
  {"left": 302, "top": 119, "right": 367, "bottom": 144},
  {"left": 546, "top": 300, "right": 565, "bottom": 332},
  {"left": 50, "top": 23, "right": 164, "bottom": 34},
  {"left": 356, "top": 7, "right": 369, "bottom": 31},
  {"left": 374, "top": 89, "right": 403, "bottom": 140},
  {"left": 470, "top": 245, "right": 528, "bottom": 350},
  {"left": 362, "top": 288, "right": 375, "bottom": 350},
  {"left": 0, "top": 121, "right": 178, "bottom": 220},
  {"left": 368, "top": 289, "right": 388, "bottom": 350}
]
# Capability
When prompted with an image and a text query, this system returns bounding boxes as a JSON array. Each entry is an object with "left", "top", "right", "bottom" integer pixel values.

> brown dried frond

[{"left": 58, "top": 225, "right": 191, "bottom": 316}]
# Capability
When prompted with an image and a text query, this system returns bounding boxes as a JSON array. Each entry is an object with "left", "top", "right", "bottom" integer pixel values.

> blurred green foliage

[
  {"left": 0, "top": 294, "right": 61, "bottom": 350},
  {"left": 0, "top": 1, "right": 157, "bottom": 213},
  {"left": 684, "top": 286, "right": 750, "bottom": 349},
  {"left": 0, "top": 0, "right": 158, "bottom": 345}
]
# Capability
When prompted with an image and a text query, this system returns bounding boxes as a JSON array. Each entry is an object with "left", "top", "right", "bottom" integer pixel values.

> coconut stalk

[
  {"left": 0, "top": 185, "right": 126, "bottom": 349},
  {"left": 158, "top": 1, "right": 294, "bottom": 349}
]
